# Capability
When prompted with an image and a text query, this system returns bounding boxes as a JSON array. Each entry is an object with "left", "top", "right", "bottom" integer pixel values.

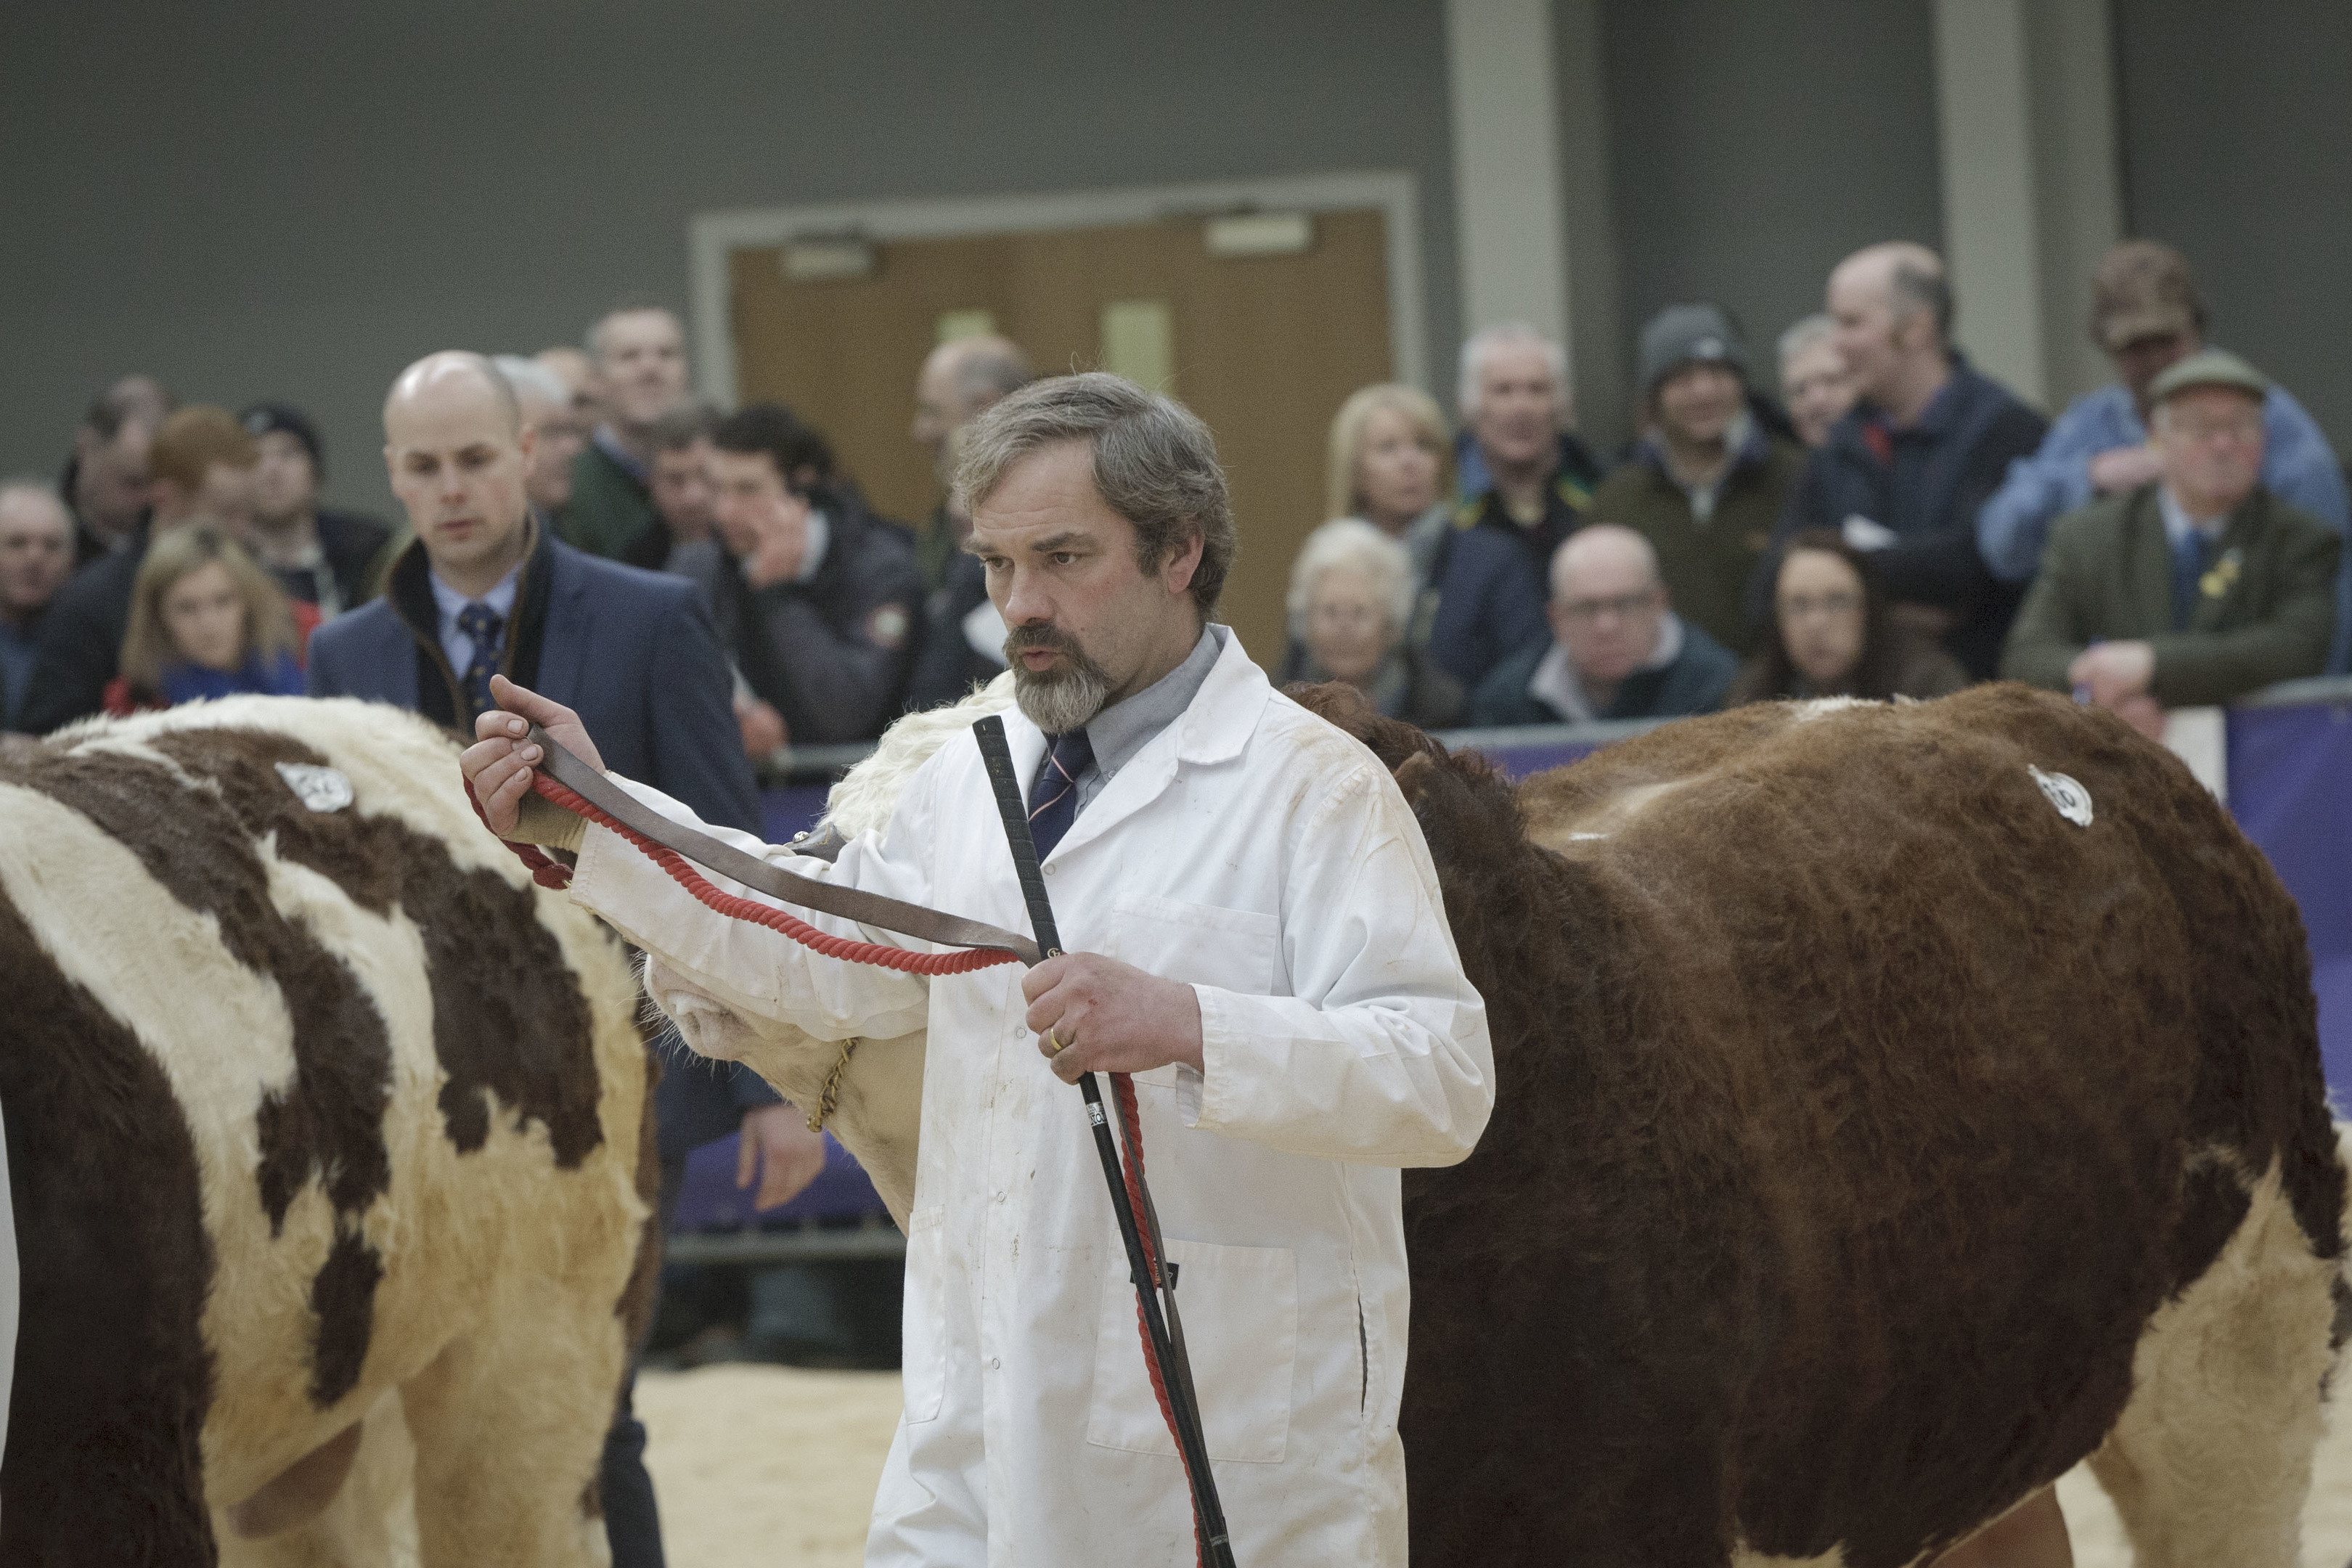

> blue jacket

[
  {"left": 1424, "top": 523, "right": 1553, "bottom": 690},
  {"left": 307, "top": 526, "right": 761, "bottom": 834},
  {"left": 309, "top": 526, "right": 775, "bottom": 1122},
  {"left": 1977, "top": 377, "right": 2351, "bottom": 671},
  {"left": 1760, "top": 354, "right": 2048, "bottom": 679}
]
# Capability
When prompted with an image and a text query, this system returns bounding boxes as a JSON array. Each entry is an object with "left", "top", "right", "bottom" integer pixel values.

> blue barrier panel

[
  {"left": 2228, "top": 700, "right": 2352, "bottom": 1104},
  {"left": 761, "top": 783, "right": 831, "bottom": 846}
]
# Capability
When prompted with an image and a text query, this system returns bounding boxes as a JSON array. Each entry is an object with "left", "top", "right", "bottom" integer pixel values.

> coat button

[
  {"left": 989, "top": 1357, "right": 1002, "bottom": 1371},
  {"left": 1044, "top": 864, "right": 1055, "bottom": 876}
]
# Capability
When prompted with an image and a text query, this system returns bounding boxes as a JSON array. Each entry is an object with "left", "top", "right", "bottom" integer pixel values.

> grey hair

[
  {"left": 954, "top": 372, "right": 1236, "bottom": 618},
  {"left": 494, "top": 354, "right": 572, "bottom": 412},
  {"left": 1777, "top": 313, "right": 1838, "bottom": 368},
  {"left": 1286, "top": 518, "right": 1415, "bottom": 642},
  {"left": 1458, "top": 322, "right": 1567, "bottom": 422}
]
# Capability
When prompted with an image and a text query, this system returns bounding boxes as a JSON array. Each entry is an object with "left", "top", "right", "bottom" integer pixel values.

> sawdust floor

[{"left": 639, "top": 1365, "right": 2352, "bottom": 1567}]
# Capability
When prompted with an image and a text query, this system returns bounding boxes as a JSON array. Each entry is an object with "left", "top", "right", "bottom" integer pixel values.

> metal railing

[{"left": 666, "top": 1214, "right": 905, "bottom": 1267}]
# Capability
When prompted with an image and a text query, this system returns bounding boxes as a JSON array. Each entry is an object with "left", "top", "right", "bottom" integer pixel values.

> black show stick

[{"left": 971, "top": 715, "right": 1236, "bottom": 1568}]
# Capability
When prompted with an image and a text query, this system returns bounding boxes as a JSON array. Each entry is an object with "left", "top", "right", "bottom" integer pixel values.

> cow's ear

[{"left": 1395, "top": 751, "right": 1441, "bottom": 812}]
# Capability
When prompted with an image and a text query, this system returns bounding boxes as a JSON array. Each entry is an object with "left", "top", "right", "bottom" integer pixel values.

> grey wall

[
  {"left": 1595, "top": 0, "right": 1945, "bottom": 438},
  {"left": 0, "top": 0, "right": 1460, "bottom": 516},
  {"left": 2115, "top": 0, "right": 2352, "bottom": 454}
]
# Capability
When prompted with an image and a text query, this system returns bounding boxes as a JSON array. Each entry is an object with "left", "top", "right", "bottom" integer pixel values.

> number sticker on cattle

[
  {"left": 275, "top": 762, "right": 354, "bottom": 813},
  {"left": 2028, "top": 765, "right": 2093, "bottom": 827}
]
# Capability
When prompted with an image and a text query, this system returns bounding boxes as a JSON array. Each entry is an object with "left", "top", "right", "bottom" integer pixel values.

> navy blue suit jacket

[{"left": 307, "top": 530, "right": 761, "bottom": 834}]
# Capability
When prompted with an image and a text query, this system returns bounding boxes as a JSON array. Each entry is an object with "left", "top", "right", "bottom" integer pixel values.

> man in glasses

[
  {"left": 1467, "top": 523, "right": 1738, "bottom": 724},
  {"left": 2002, "top": 351, "right": 2340, "bottom": 737},
  {"left": 1979, "top": 240, "right": 2349, "bottom": 671}
]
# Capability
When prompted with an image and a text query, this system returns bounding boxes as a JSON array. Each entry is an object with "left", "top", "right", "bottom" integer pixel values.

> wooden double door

[{"left": 728, "top": 208, "right": 1395, "bottom": 667}]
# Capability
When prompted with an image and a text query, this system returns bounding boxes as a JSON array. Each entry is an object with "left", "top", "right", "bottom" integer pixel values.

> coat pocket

[
  {"left": 1105, "top": 896, "right": 1281, "bottom": 995},
  {"left": 1106, "top": 897, "right": 1282, "bottom": 1090},
  {"left": 900, "top": 1204, "right": 947, "bottom": 1424},
  {"left": 1085, "top": 1238, "right": 1297, "bottom": 1465}
]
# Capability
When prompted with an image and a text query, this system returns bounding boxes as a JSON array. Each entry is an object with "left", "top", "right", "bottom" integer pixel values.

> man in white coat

[{"left": 463, "top": 372, "right": 1495, "bottom": 1566}]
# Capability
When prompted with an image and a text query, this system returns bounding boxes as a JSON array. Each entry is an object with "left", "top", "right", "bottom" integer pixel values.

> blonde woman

[
  {"left": 1325, "top": 383, "right": 1455, "bottom": 592},
  {"left": 107, "top": 524, "right": 304, "bottom": 714},
  {"left": 1278, "top": 518, "right": 1464, "bottom": 727}
]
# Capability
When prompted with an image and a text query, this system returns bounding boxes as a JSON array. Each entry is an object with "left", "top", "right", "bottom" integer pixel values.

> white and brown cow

[
  {"left": 0, "top": 696, "right": 655, "bottom": 1567},
  {"left": 650, "top": 675, "right": 2350, "bottom": 1566}
]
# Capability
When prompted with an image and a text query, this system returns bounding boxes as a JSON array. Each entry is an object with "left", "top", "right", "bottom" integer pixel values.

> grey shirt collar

[{"left": 1073, "top": 624, "right": 1225, "bottom": 808}]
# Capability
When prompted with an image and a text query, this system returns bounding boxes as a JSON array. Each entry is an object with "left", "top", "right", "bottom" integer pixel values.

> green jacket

[
  {"left": 555, "top": 439, "right": 657, "bottom": 559},
  {"left": 2000, "top": 483, "right": 2340, "bottom": 706},
  {"left": 1583, "top": 430, "right": 1804, "bottom": 656}
]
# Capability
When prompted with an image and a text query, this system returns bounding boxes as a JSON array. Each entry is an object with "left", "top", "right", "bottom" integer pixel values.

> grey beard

[{"left": 1012, "top": 660, "right": 1111, "bottom": 734}]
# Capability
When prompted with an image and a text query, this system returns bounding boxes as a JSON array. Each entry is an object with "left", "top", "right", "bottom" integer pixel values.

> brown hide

[
  {"left": 1294, "top": 682, "right": 2344, "bottom": 1568},
  {"left": 0, "top": 886, "right": 218, "bottom": 1567},
  {"left": 0, "top": 714, "right": 648, "bottom": 1564},
  {"left": 12, "top": 740, "right": 398, "bottom": 1409}
]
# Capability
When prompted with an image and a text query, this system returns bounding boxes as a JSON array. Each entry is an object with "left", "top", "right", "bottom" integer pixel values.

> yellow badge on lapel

[{"left": 2200, "top": 549, "right": 2243, "bottom": 600}]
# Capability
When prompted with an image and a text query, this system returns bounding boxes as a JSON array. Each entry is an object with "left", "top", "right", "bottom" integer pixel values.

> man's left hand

[
  {"left": 2108, "top": 693, "right": 2168, "bottom": 741},
  {"left": 460, "top": 675, "right": 604, "bottom": 838},
  {"left": 737, "top": 1103, "right": 830, "bottom": 1211},
  {"left": 1024, "top": 953, "right": 1204, "bottom": 1086},
  {"left": 2068, "top": 639, "right": 2156, "bottom": 708}
]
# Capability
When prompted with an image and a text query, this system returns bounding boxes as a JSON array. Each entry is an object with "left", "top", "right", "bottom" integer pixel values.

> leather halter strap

[{"left": 528, "top": 724, "right": 1042, "bottom": 965}]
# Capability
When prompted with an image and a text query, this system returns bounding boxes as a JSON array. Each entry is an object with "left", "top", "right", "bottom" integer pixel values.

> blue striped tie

[
  {"left": 1026, "top": 729, "right": 1096, "bottom": 859},
  {"left": 456, "top": 603, "right": 505, "bottom": 722}
]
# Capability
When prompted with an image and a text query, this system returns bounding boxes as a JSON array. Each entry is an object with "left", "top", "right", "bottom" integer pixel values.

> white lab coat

[{"left": 568, "top": 634, "right": 1493, "bottom": 1567}]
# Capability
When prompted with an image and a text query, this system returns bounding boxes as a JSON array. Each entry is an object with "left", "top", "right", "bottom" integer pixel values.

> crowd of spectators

[
  {"left": 1313, "top": 235, "right": 2343, "bottom": 735},
  {"left": 2, "top": 234, "right": 2340, "bottom": 1568},
  {"left": 5, "top": 235, "right": 2341, "bottom": 765}
]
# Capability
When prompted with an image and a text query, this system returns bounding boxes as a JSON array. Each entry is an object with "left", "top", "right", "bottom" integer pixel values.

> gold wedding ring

[{"left": 1045, "top": 1027, "right": 1069, "bottom": 1057}]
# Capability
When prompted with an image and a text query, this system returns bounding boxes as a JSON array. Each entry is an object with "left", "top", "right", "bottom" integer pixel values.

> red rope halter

[{"left": 463, "top": 773, "right": 1021, "bottom": 976}]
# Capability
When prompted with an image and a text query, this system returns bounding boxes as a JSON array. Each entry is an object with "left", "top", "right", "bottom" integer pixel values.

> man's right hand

[
  {"left": 459, "top": 674, "right": 605, "bottom": 838},
  {"left": 2088, "top": 444, "right": 2163, "bottom": 494}
]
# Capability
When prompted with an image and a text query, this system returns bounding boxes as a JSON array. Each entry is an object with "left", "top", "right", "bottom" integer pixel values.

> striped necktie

[
  {"left": 456, "top": 602, "right": 505, "bottom": 722},
  {"left": 1025, "top": 729, "right": 1096, "bottom": 859}
]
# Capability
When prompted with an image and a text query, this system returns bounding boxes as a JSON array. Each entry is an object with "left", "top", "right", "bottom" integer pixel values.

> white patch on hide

[
  {"left": 2028, "top": 765, "right": 2094, "bottom": 827},
  {"left": 274, "top": 762, "right": 353, "bottom": 814},
  {"left": 1789, "top": 696, "right": 1876, "bottom": 722}
]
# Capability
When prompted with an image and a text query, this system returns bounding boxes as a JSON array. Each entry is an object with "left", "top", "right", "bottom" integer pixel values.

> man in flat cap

[
  {"left": 2001, "top": 349, "right": 2341, "bottom": 735},
  {"left": 1979, "top": 240, "right": 2349, "bottom": 669}
]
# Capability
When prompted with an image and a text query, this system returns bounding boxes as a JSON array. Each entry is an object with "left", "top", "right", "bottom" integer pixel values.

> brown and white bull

[
  {"left": 0, "top": 696, "right": 656, "bottom": 1567},
  {"left": 661, "top": 675, "right": 2349, "bottom": 1565}
]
